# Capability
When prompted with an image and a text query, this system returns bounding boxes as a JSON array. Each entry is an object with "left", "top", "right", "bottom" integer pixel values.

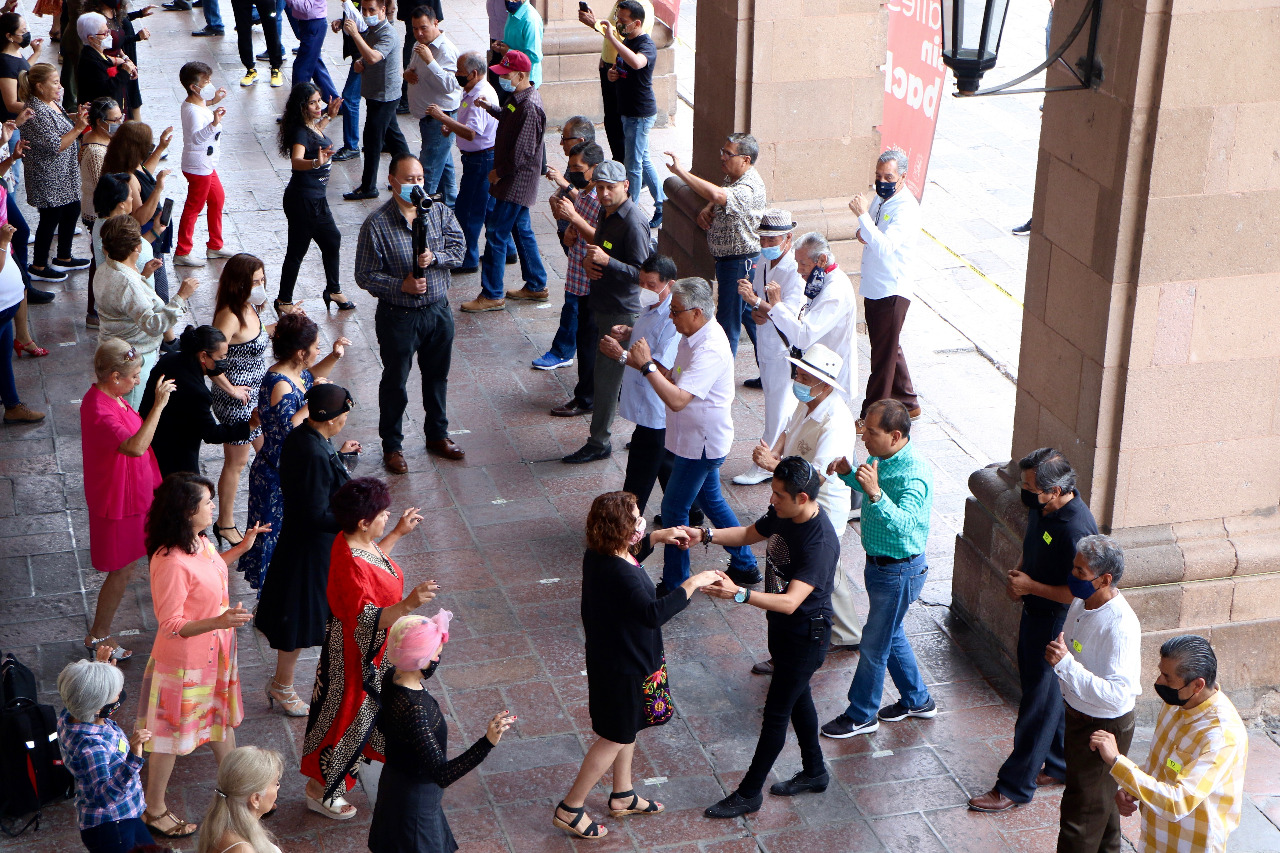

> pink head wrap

[{"left": 386, "top": 610, "right": 453, "bottom": 671}]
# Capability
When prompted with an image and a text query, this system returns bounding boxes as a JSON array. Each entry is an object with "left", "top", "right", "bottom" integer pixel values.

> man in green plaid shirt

[{"left": 820, "top": 399, "right": 937, "bottom": 738}]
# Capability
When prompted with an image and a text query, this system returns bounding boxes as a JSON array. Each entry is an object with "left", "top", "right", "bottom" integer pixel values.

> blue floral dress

[{"left": 238, "top": 369, "right": 313, "bottom": 590}]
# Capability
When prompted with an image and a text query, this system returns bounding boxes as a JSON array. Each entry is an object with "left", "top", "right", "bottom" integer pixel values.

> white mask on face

[
  {"left": 250, "top": 285, "right": 267, "bottom": 307},
  {"left": 637, "top": 287, "right": 661, "bottom": 309},
  {"left": 100, "top": 33, "right": 113, "bottom": 49},
  {"left": 198, "top": 83, "right": 216, "bottom": 100}
]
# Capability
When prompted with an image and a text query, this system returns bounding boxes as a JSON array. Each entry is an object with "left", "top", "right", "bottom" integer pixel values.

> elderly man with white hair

[
  {"left": 849, "top": 148, "right": 922, "bottom": 425},
  {"left": 56, "top": 656, "right": 156, "bottom": 852}
]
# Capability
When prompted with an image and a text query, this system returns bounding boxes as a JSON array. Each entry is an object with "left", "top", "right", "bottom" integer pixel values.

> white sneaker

[
  {"left": 206, "top": 247, "right": 237, "bottom": 259},
  {"left": 732, "top": 466, "right": 772, "bottom": 486},
  {"left": 173, "top": 254, "right": 207, "bottom": 267}
]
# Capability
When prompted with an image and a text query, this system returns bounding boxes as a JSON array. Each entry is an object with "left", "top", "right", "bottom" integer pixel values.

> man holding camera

[{"left": 355, "top": 153, "right": 467, "bottom": 474}]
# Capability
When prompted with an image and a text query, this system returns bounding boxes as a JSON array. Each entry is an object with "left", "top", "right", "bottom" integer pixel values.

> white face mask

[
  {"left": 250, "top": 285, "right": 267, "bottom": 307},
  {"left": 198, "top": 83, "right": 216, "bottom": 100},
  {"left": 638, "top": 287, "right": 662, "bottom": 309},
  {"left": 99, "top": 33, "right": 113, "bottom": 49}
]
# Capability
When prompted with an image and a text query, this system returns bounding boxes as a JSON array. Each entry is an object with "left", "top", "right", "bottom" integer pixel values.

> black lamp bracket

[{"left": 957, "top": 0, "right": 1103, "bottom": 97}]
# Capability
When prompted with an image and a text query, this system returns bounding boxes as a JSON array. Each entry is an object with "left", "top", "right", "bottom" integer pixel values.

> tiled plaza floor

[{"left": 1, "top": 0, "right": 1278, "bottom": 851}]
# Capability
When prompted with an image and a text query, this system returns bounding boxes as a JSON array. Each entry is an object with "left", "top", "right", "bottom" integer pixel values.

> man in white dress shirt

[
  {"left": 629, "top": 277, "right": 761, "bottom": 592},
  {"left": 850, "top": 148, "right": 921, "bottom": 424},
  {"left": 1045, "top": 534, "right": 1142, "bottom": 853},
  {"left": 402, "top": 6, "right": 462, "bottom": 205},
  {"left": 732, "top": 209, "right": 803, "bottom": 486}
]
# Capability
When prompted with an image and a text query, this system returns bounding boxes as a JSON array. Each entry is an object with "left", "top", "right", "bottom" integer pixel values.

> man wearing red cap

[{"left": 461, "top": 50, "right": 548, "bottom": 313}]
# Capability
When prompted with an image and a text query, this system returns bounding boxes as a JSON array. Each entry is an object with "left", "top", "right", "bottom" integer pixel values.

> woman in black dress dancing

[{"left": 368, "top": 611, "right": 514, "bottom": 852}]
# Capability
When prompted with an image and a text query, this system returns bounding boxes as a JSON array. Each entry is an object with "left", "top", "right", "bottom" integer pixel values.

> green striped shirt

[{"left": 839, "top": 440, "right": 932, "bottom": 559}]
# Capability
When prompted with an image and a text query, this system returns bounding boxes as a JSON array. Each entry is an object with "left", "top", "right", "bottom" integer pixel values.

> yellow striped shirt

[{"left": 1110, "top": 690, "right": 1248, "bottom": 853}]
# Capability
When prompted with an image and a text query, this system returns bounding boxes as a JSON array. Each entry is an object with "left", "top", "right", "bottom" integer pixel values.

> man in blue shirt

[{"left": 821, "top": 398, "right": 936, "bottom": 738}]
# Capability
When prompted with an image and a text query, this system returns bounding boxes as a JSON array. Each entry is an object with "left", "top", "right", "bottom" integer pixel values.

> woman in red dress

[
  {"left": 79, "top": 336, "right": 175, "bottom": 660},
  {"left": 299, "top": 476, "right": 438, "bottom": 820}
]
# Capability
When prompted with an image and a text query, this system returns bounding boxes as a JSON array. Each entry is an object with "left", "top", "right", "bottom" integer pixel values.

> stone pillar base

[{"left": 953, "top": 463, "right": 1280, "bottom": 721}]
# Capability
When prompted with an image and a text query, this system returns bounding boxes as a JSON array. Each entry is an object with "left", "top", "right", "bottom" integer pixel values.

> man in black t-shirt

[
  {"left": 968, "top": 448, "right": 1099, "bottom": 814},
  {"left": 684, "top": 457, "right": 839, "bottom": 819},
  {"left": 600, "top": 0, "right": 664, "bottom": 227}
]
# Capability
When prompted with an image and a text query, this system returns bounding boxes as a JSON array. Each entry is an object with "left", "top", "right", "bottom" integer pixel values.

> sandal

[
  {"left": 266, "top": 679, "right": 310, "bottom": 717},
  {"left": 608, "top": 789, "right": 664, "bottom": 817},
  {"left": 143, "top": 809, "right": 198, "bottom": 838},
  {"left": 553, "top": 801, "right": 607, "bottom": 839},
  {"left": 13, "top": 340, "right": 49, "bottom": 358},
  {"left": 305, "top": 793, "right": 357, "bottom": 820},
  {"left": 213, "top": 524, "right": 243, "bottom": 548},
  {"left": 84, "top": 636, "right": 132, "bottom": 660}
]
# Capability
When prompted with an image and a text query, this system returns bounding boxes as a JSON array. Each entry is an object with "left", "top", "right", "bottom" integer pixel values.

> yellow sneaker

[
  {"left": 270, "top": 69, "right": 284, "bottom": 87},
  {"left": 240, "top": 68, "right": 258, "bottom": 87}
]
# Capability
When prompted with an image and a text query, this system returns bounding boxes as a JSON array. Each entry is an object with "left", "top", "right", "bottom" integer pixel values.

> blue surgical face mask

[
  {"left": 760, "top": 244, "right": 783, "bottom": 261},
  {"left": 498, "top": 76, "right": 515, "bottom": 92},
  {"left": 875, "top": 179, "right": 898, "bottom": 200},
  {"left": 791, "top": 381, "right": 815, "bottom": 403},
  {"left": 1067, "top": 574, "right": 1100, "bottom": 600},
  {"left": 364, "top": 14, "right": 379, "bottom": 26},
  {"left": 397, "top": 182, "right": 421, "bottom": 203}
]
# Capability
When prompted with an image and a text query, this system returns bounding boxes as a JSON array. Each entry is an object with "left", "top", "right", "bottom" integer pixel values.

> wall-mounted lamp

[{"left": 940, "top": 0, "right": 1104, "bottom": 97}]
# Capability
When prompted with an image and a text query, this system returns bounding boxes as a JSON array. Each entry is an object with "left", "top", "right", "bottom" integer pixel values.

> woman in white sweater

[{"left": 93, "top": 214, "right": 196, "bottom": 408}]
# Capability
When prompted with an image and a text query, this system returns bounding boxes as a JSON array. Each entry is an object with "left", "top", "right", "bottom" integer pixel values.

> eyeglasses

[
  {"left": 669, "top": 306, "right": 696, "bottom": 315},
  {"left": 719, "top": 148, "right": 746, "bottom": 159}
]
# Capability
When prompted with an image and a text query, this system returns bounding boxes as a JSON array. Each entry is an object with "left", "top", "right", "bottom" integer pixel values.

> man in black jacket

[{"left": 140, "top": 325, "right": 253, "bottom": 478}]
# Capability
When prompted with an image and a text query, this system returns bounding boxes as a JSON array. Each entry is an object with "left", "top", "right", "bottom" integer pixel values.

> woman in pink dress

[
  {"left": 135, "top": 472, "right": 266, "bottom": 839},
  {"left": 80, "top": 336, "right": 175, "bottom": 660}
]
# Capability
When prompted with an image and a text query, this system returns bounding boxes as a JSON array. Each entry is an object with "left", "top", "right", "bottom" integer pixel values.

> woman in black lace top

[{"left": 368, "top": 611, "right": 514, "bottom": 853}]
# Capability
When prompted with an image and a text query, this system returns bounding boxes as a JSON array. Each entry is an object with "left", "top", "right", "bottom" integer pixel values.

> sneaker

[
  {"left": 1012, "top": 220, "right": 1031, "bottom": 235},
  {"left": 50, "top": 256, "right": 90, "bottom": 270},
  {"left": 3, "top": 404, "right": 45, "bottom": 424},
  {"left": 241, "top": 68, "right": 259, "bottom": 86},
  {"left": 270, "top": 69, "right": 284, "bottom": 87},
  {"left": 506, "top": 286, "right": 548, "bottom": 301},
  {"left": 256, "top": 50, "right": 269, "bottom": 61},
  {"left": 731, "top": 467, "right": 772, "bottom": 486},
  {"left": 191, "top": 25, "right": 224, "bottom": 35},
  {"left": 25, "top": 286, "right": 55, "bottom": 304},
  {"left": 27, "top": 265, "right": 67, "bottom": 282},
  {"left": 85, "top": 313, "right": 99, "bottom": 329},
  {"left": 820, "top": 713, "right": 879, "bottom": 739},
  {"left": 724, "top": 566, "right": 763, "bottom": 586},
  {"left": 460, "top": 296, "right": 505, "bottom": 313},
  {"left": 206, "top": 247, "right": 237, "bottom": 259},
  {"left": 649, "top": 202, "right": 663, "bottom": 229},
  {"left": 532, "top": 353, "right": 572, "bottom": 370},
  {"left": 877, "top": 697, "right": 937, "bottom": 722},
  {"left": 173, "top": 254, "right": 207, "bottom": 267},
  {"left": 332, "top": 147, "right": 361, "bottom": 162}
]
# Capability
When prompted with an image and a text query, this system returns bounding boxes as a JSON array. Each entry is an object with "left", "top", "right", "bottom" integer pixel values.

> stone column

[
  {"left": 535, "top": 0, "right": 678, "bottom": 131},
  {"left": 953, "top": 0, "right": 1280, "bottom": 716},
  {"left": 656, "top": 0, "right": 887, "bottom": 278}
]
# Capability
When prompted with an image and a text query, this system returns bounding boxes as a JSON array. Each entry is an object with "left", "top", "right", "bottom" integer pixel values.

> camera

[{"left": 409, "top": 185, "right": 445, "bottom": 212}]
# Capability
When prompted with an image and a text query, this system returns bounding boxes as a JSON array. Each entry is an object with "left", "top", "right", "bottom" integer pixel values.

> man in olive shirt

[
  {"left": 969, "top": 448, "right": 1099, "bottom": 813},
  {"left": 562, "top": 159, "right": 651, "bottom": 464}
]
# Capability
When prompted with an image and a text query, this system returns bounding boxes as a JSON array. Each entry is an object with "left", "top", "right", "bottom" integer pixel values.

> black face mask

[
  {"left": 1154, "top": 682, "right": 1191, "bottom": 707},
  {"left": 99, "top": 688, "right": 126, "bottom": 719},
  {"left": 1020, "top": 488, "right": 1039, "bottom": 509},
  {"left": 454, "top": 74, "right": 470, "bottom": 88},
  {"left": 566, "top": 170, "right": 589, "bottom": 189},
  {"left": 423, "top": 658, "right": 440, "bottom": 680},
  {"left": 206, "top": 357, "right": 229, "bottom": 377},
  {"left": 17, "top": 32, "right": 31, "bottom": 48},
  {"left": 875, "top": 179, "right": 898, "bottom": 200}
]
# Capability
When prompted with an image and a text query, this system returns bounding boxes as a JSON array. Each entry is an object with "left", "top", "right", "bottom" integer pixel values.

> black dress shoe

[
  {"left": 549, "top": 399, "right": 592, "bottom": 417},
  {"left": 454, "top": 265, "right": 479, "bottom": 274},
  {"left": 332, "top": 147, "right": 360, "bottom": 162},
  {"left": 725, "top": 566, "right": 763, "bottom": 586},
  {"left": 562, "top": 444, "right": 611, "bottom": 464},
  {"left": 689, "top": 508, "right": 705, "bottom": 526},
  {"left": 704, "top": 792, "right": 762, "bottom": 819},
  {"left": 770, "top": 770, "right": 829, "bottom": 797},
  {"left": 506, "top": 254, "right": 518, "bottom": 265},
  {"left": 191, "top": 25, "right": 224, "bottom": 35},
  {"left": 25, "top": 286, "right": 54, "bottom": 304},
  {"left": 161, "top": 0, "right": 191, "bottom": 9},
  {"left": 743, "top": 376, "right": 762, "bottom": 389},
  {"left": 343, "top": 187, "right": 378, "bottom": 201}
]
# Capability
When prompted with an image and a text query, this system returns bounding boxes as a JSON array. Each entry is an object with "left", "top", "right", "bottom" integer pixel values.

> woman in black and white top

[
  {"left": 275, "top": 82, "right": 351, "bottom": 314},
  {"left": 17, "top": 62, "right": 91, "bottom": 282}
]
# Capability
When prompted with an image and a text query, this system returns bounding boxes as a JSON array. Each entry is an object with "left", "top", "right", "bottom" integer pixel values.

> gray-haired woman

[{"left": 55, "top": 653, "right": 155, "bottom": 853}]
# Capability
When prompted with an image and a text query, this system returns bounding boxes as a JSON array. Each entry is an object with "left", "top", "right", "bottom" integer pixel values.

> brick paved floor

[{"left": 1, "top": 1, "right": 1278, "bottom": 851}]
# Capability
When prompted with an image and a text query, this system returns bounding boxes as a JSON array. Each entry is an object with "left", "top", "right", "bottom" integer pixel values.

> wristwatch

[
  {"left": 618, "top": 348, "right": 629, "bottom": 366},
  {"left": 733, "top": 586, "right": 750, "bottom": 604},
  {"left": 868, "top": 491, "right": 882, "bottom": 504},
  {"left": 642, "top": 361, "right": 658, "bottom": 376}
]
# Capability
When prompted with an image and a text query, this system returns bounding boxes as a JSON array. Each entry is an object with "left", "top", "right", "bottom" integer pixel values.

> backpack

[{"left": 0, "top": 653, "right": 74, "bottom": 837}]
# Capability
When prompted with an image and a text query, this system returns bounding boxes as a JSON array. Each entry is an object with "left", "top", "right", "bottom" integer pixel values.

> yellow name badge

[
  {"left": 119, "top": 738, "right": 128, "bottom": 753},
  {"left": 1042, "top": 531, "right": 1053, "bottom": 545},
  {"left": 1166, "top": 757, "right": 1183, "bottom": 774},
  {"left": 507, "top": 103, "right": 515, "bottom": 112},
  {"left": 1071, "top": 640, "right": 1083, "bottom": 653},
  {"left": 602, "top": 240, "right": 613, "bottom": 249}
]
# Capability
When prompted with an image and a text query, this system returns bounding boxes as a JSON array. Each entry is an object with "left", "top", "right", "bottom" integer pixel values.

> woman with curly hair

[
  {"left": 134, "top": 472, "right": 266, "bottom": 840},
  {"left": 552, "top": 492, "right": 721, "bottom": 840}
]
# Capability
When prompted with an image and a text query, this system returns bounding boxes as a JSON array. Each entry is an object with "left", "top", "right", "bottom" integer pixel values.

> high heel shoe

[
  {"left": 213, "top": 524, "right": 243, "bottom": 548},
  {"left": 266, "top": 679, "right": 310, "bottom": 717},
  {"left": 273, "top": 298, "right": 302, "bottom": 316},
  {"left": 13, "top": 340, "right": 49, "bottom": 358},
  {"left": 322, "top": 290, "right": 357, "bottom": 311}
]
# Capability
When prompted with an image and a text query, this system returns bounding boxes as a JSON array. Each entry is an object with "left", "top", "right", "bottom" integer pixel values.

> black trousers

[
  {"left": 359, "top": 98, "right": 412, "bottom": 192},
  {"left": 280, "top": 191, "right": 341, "bottom": 301},
  {"left": 374, "top": 298, "right": 454, "bottom": 452},
  {"left": 623, "top": 424, "right": 703, "bottom": 519},
  {"left": 996, "top": 603, "right": 1069, "bottom": 802},
  {"left": 599, "top": 64, "right": 624, "bottom": 160},
  {"left": 862, "top": 295, "right": 918, "bottom": 418},
  {"left": 737, "top": 623, "right": 830, "bottom": 799},
  {"left": 34, "top": 200, "right": 80, "bottom": 268},
  {"left": 1057, "top": 705, "right": 1134, "bottom": 853},
  {"left": 570, "top": 306, "right": 598, "bottom": 407},
  {"left": 232, "top": 0, "right": 282, "bottom": 70}
]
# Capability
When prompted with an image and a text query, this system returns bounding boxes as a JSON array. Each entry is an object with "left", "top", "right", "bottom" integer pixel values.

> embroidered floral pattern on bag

[{"left": 641, "top": 658, "right": 674, "bottom": 727}]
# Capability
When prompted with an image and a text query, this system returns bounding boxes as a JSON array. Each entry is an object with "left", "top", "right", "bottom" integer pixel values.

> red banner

[{"left": 880, "top": 0, "right": 947, "bottom": 200}]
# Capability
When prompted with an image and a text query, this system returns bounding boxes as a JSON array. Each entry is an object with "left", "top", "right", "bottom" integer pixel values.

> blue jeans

[
  {"left": 340, "top": 64, "right": 362, "bottom": 152},
  {"left": 418, "top": 115, "right": 457, "bottom": 207},
  {"left": 479, "top": 198, "right": 546, "bottom": 300},
  {"left": 456, "top": 149, "right": 493, "bottom": 268},
  {"left": 80, "top": 817, "right": 153, "bottom": 853},
  {"left": 276, "top": 0, "right": 287, "bottom": 42},
  {"left": 203, "top": 0, "right": 223, "bottom": 29},
  {"left": 714, "top": 254, "right": 759, "bottom": 359},
  {"left": 843, "top": 555, "right": 932, "bottom": 724},
  {"left": 6, "top": 192, "right": 31, "bottom": 290},
  {"left": 548, "top": 290, "right": 582, "bottom": 360},
  {"left": 292, "top": 16, "right": 339, "bottom": 100},
  {"left": 0, "top": 300, "right": 22, "bottom": 408},
  {"left": 621, "top": 114, "right": 663, "bottom": 205},
  {"left": 660, "top": 452, "right": 757, "bottom": 589}
]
